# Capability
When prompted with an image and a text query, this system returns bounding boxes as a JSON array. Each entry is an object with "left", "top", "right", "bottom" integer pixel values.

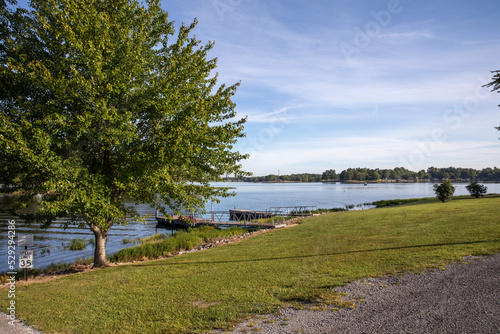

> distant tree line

[
  {"left": 243, "top": 173, "right": 323, "bottom": 183},
  {"left": 336, "top": 167, "right": 500, "bottom": 182},
  {"left": 234, "top": 167, "right": 500, "bottom": 182}
]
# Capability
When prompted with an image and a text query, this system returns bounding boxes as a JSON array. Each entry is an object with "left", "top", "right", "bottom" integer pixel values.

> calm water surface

[{"left": 1, "top": 182, "right": 499, "bottom": 272}]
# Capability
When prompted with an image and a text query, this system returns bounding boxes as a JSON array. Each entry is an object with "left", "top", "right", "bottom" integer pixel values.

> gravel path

[
  {"left": 225, "top": 253, "right": 500, "bottom": 334},
  {"left": 0, "top": 313, "right": 41, "bottom": 334}
]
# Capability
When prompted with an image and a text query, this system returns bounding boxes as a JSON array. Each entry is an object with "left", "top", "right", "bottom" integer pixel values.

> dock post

[{"left": 155, "top": 209, "right": 158, "bottom": 234}]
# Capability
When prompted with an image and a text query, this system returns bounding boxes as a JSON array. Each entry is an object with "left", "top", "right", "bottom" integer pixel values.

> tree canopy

[{"left": 0, "top": 0, "right": 248, "bottom": 267}]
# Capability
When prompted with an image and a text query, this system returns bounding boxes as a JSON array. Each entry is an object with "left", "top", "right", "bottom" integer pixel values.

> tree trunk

[{"left": 90, "top": 224, "right": 110, "bottom": 268}]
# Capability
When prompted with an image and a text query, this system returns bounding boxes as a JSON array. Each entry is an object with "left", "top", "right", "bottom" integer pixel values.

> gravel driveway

[{"left": 225, "top": 253, "right": 500, "bottom": 334}]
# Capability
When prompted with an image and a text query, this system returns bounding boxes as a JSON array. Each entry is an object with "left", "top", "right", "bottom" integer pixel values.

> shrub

[
  {"left": 466, "top": 181, "right": 488, "bottom": 198},
  {"left": 433, "top": 180, "right": 455, "bottom": 202},
  {"left": 68, "top": 238, "right": 91, "bottom": 251}
]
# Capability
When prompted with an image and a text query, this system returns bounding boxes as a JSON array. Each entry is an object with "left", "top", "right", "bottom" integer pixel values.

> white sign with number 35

[{"left": 19, "top": 250, "right": 34, "bottom": 269}]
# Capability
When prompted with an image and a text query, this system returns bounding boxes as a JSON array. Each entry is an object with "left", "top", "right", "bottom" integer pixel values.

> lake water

[{"left": 1, "top": 181, "right": 499, "bottom": 272}]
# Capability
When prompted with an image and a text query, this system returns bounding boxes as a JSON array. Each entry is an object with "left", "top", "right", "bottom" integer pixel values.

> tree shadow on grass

[{"left": 134, "top": 239, "right": 500, "bottom": 267}]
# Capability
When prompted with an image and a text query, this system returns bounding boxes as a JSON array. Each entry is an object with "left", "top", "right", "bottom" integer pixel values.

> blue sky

[
  {"left": 15, "top": 0, "right": 500, "bottom": 175},
  {"left": 162, "top": 0, "right": 500, "bottom": 175}
]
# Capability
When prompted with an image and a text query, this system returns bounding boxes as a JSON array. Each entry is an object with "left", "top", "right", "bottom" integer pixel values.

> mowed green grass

[{"left": 3, "top": 195, "right": 500, "bottom": 333}]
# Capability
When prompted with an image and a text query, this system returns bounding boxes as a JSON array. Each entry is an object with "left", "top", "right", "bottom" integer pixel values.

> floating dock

[
  {"left": 155, "top": 206, "right": 318, "bottom": 229},
  {"left": 229, "top": 209, "right": 276, "bottom": 221},
  {"left": 155, "top": 215, "right": 278, "bottom": 229}
]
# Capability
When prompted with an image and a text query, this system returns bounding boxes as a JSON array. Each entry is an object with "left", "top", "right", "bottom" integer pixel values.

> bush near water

[
  {"left": 466, "top": 181, "right": 488, "bottom": 198},
  {"left": 434, "top": 180, "right": 456, "bottom": 202}
]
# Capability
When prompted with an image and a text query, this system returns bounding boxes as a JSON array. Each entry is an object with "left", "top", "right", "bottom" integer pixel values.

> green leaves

[
  {"left": 433, "top": 180, "right": 456, "bottom": 202},
  {"left": 466, "top": 181, "right": 488, "bottom": 198},
  {"left": 1, "top": 0, "right": 248, "bottom": 256}
]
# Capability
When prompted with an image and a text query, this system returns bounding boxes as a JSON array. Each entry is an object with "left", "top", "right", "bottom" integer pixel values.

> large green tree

[{"left": 0, "top": 0, "right": 248, "bottom": 267}]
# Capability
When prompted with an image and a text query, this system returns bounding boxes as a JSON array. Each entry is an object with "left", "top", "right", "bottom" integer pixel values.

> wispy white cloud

[
  {"left": 242, "top": 105, "right": 312, "bottom": 123},
  {"left": 164, "top": 0, "right": 500, "bottom": 174},
  {"left": 380, "top": 31, "right": 434, "bottom": 41}
]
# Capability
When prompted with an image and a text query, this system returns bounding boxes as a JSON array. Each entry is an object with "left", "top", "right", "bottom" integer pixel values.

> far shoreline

[{"left": 223, "top": 179, "right": 500, "bottom": 184}]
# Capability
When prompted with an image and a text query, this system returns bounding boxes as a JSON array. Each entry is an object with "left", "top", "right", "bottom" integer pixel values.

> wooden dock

[
  {"left": 228, "top": 209, "right": 276, "bottom": 221},
  {"left": 155, "top": 206, "right": 318, "bottom": 230},
  {"left": 155, "top": 215, "right": 281, "bottom": 229}
]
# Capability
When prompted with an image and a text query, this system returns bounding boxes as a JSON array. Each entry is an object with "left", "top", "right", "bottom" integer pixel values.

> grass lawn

[{"left": 2, "top": 195, "right": 499, "bottom": 333}]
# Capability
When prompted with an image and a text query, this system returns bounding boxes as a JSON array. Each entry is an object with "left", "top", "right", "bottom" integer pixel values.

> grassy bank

[
  {"left": 1, "top": 227, "right": 253, "bottom": 282},
  {"left": 2, "top": 195, "right": 499, "bottom": 333},
  {"left": 109, "top": 226, "right": 250, "bottom": 263}
]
